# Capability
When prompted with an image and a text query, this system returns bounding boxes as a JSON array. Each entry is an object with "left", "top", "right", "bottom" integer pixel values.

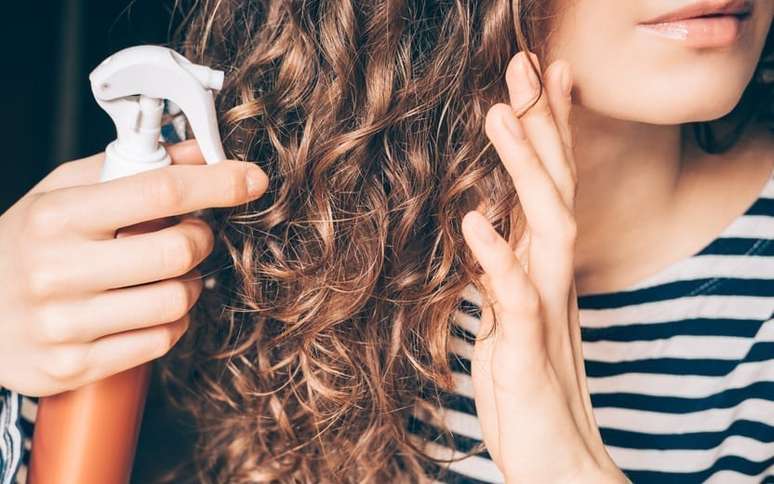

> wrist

[
  {"left": 572, "top": 462, "right": 630, "bottom": 484},
  {"left": 502, "top": 457, "right": 629, "bottom": 484}
]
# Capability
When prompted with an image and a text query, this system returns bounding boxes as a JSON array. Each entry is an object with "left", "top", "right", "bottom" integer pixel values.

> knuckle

[
  {"left": 44, "top": 346, "right": 88, "bottom": 381},
  {"left": 26, "top": 268, "right": 59, "bottom": 300},
  {"left": 26, "top": 195, "right": 64, "bottom": 237},
  {"left": 49, "top": 161, "right": 73, "bottom": 178},
  {"left": 497, "top": 285, "right": 540, "bottom": 319},
  {"left": 520, "top": 286, "right": 542, "bottom": 315},
  {"left": 148, "top": 171, "right": 185, "bottom": 210},
  {"left": 161, "top": 231, "right": 198, "bottom": 275},
  {"left": 34, "top": 307, "right": 75, "bottom": 344}
]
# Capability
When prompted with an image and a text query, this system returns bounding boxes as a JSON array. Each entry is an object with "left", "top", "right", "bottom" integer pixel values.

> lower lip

[{"left": 637, "top": 15, "right": 748, "bottom": 48}]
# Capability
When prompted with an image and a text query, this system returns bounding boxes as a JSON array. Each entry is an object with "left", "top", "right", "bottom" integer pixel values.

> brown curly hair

[{"left": 157, "top": 1, "right": 773, "bottom": 482}]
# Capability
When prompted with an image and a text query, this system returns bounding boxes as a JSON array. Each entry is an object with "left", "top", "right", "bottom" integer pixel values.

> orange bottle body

[
  {"left": 28, "top": 363, "right": 152, "bottom": 484},
  {"left": 27, "top": 216, "right": 179, "bottom": 483}
]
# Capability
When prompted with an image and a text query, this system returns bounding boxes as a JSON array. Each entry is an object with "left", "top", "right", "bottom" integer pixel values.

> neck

[{"left": 571, "top": 106, "right": 686, "bottom": 290}]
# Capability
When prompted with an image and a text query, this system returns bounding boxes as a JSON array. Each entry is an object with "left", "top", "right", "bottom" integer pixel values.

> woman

[{"left": 1, "top": 0, "right": 772, "bottom": 482}]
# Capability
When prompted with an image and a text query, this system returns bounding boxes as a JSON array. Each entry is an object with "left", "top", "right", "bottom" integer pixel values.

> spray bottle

[{"left": 28, "top": 45, "right": 226, "bottom": 484}]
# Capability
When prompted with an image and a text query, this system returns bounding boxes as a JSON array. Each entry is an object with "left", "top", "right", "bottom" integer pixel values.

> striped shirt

[
  {"left": 415, "top": 167, "right": 774, "bottom": 483},
  {"left": 0, "top": 394, "right": 35, "bottom": 484},
  {"left": 2, "top": 154, "right": 773, "bottom": 483}
]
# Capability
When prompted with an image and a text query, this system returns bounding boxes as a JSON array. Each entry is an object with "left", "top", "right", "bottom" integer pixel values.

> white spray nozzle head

[{"left": 90, "top": 45, "right": 227, "bottom": 180}]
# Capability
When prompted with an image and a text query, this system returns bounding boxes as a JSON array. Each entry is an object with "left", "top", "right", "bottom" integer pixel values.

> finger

[
  {"left": 164, "top": 139, "right": 209, "bottom": 166},
  {"left": 544, "top": 61, "right": 575, "bottom": 166},
  {"left": 34, "top": 270, "right": 203, "bottom": 344},
  {"left": 462, "top": 210, "right": 557, "bottom": 469},
  {"left": 460, "top": 210, "right": 543, "bottom": 348},
  {"left": 27, "top": 153, "right": 105, "bottom": 196},
  {"left": 27, "top": 217, "right": 214, "bottom": 298},
  {"left": 84, "top": 217, "right": 214, "bottom": 291},
  {"left": 83, "top": 314, "right": 190, "bottom": 384},
  {"left": 28, "top": 139, "right": 208, "bottom": 196},
  {"left": 566, "top": 279, "right": 598, "bottom": 434},
  {"left": 506, "top": 51, "right": 576, "bottom": 210},
  {"left": 544, "top": 60, "right": 578, "bottom": 200},
  {"left": 484, "top": 103, "right": 576, "bottom": 263},
  {"left": 470, "top": 303, "right": 504, "bottom": 467},
  {"left": 484, "top": 103, "right": 576, "bottom": 350},
  {"left": 35, "top": 159, "right": 268, "bottom": 238}
]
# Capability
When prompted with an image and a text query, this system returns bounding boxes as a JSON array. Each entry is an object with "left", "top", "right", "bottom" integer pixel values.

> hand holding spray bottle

[{"left": 26, "top": 45, "right": 231, "bottom": 483}]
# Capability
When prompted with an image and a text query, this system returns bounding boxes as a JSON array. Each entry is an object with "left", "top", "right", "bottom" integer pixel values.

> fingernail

[
  {"left": 501, "top": 109, "right": 525, "bottom": 139},
  {"left": 246, "top": 167, "right": 266, "bottom": 196}
]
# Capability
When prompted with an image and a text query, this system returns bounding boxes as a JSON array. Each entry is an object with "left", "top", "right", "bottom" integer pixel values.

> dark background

[
  {"left": 2, "top": 1, "right": 192, "bottom": 481},
  {"left": 1, "top": 0, "right": 182, "bottom": 212}
]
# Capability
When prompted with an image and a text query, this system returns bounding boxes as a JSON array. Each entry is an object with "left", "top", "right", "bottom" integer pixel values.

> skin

[
  {"left": 551, "top": 0, "right": 774, "bottom": 294},
  {"left": 0, "top": 0, "right": 771, "bottom": 481},
  {"left": 463, "top": 0, "right": 773, "bottom": 482},
  {"left": 0, "top": 141, "right": 268, "bottom": 396}
]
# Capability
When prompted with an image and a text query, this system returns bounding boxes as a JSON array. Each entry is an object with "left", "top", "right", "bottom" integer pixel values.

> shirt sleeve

[{"left": 0, "top": 387, "right": 23, "bottom": 484}]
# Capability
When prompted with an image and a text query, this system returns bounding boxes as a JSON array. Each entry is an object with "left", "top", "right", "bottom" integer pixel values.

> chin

[
  {"left": 643, "top": 90, "right": 745, "bottom": 124},
  {"left": 576, "top": 75, "right": 751, "bottom": 125}
]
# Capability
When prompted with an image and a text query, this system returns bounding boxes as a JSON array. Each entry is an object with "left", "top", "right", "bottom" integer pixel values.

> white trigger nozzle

[
  {"left": 89, "top": 45, "right": 227, "bottom": 181},
  {"left": 182, "top": 64, "right": 225, "bottom": 91}
]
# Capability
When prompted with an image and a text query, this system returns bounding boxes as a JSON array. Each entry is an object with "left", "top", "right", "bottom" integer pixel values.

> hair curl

[{"left": 157, "top": 1, "right": 773, "bottom": 482}]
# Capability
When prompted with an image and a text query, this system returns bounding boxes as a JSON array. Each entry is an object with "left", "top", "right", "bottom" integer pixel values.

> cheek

[
  {"left": 571, "top": 51, "right": 757, "bottom": 124},
  {"left": 549, "top": 7, "right": 772, "bottom": 125}
]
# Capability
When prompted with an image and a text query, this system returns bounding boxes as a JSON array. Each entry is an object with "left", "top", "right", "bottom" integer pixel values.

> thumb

[{"left": 28, "top": 139, "right": 208, "bottom": 196}]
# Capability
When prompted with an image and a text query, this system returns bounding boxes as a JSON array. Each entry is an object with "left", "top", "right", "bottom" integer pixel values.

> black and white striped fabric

[
  {"left": 414, "top": 169, "right": 774, "bottom": 483},
  {"left": 0, "top": 391, "right": 35, "bottom": 484},
  {"left": 2, "top": 164, "right": 773, "bottom": 483}
]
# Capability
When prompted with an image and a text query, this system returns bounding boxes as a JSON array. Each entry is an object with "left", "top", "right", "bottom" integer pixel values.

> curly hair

[{"left": 156, "top": 1, "right": 773, "bottom": 482}]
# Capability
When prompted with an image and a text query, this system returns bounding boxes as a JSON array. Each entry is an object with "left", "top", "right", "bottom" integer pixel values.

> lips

[
  {"left": 641, "top": 0, "right": 753, "bottom": 24},
  {"left": 637, "top": 0, "right": 754, "bottom": 48}
]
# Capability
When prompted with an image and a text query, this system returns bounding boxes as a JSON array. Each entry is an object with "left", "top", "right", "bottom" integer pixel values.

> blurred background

[
  {"left": 1, "top": 1, "right": 193, "bottom": 481},
  {"left": 1, "top": 0, "right": 183, "bottom": 212}
]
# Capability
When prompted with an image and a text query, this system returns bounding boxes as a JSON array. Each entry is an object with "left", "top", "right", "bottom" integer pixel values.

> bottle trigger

[{"left": 89, "top": 45, "right": 226, "bottom": 182}]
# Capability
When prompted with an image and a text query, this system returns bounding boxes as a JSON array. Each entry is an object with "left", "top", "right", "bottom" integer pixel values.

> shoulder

[
  {"left": 723, "top": 122, "right": 774, "bottom": 167},
  {"left": 736, "top": 121, "right": 774, "bottom": 163},
  {"left": 685, "top": 120, "right": 774, "bottom": 210},
  {"left": 695, "top": 117, "right": 773, "bottom": 166}
]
